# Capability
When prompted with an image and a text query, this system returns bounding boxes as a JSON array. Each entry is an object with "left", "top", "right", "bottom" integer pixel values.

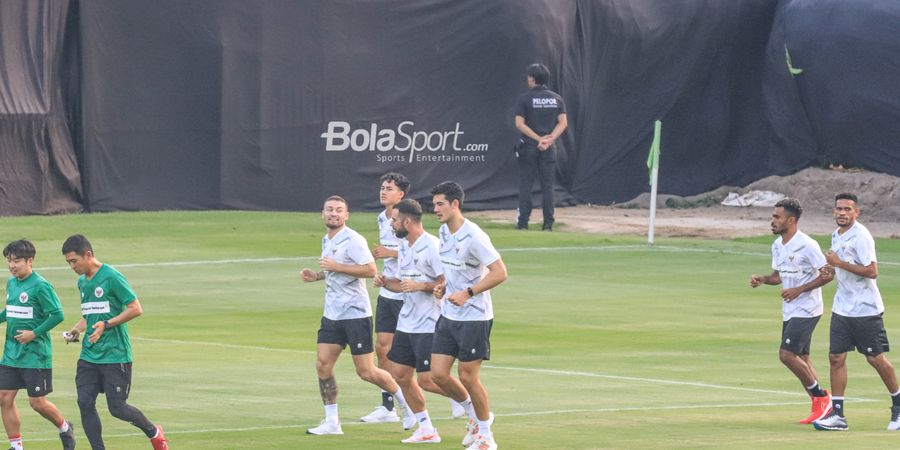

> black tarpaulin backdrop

[{"left": 1, "top": 0, "right": 898, "bottom": 215}]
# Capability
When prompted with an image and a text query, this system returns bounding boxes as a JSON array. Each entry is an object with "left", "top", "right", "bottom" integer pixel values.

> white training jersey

[
  {"left": 377, "top": 210, "right": 404, "bottom": 301},
  {"left": 438, "top": 219, "right": 501, "bottom": 321},
  {"left": 771, "top": 230, "right": 826, "bottom": 321},
  {"left": 396, "top": 232, "right": 444, "bottom": 333},
  {"left": 831, "top": 222, "right": 883, "bottom": 317},
  {"left": 321, "top": 226, "right": 375, "bottom": 320}
]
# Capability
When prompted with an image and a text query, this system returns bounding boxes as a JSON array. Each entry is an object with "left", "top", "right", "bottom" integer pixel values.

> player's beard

[{"left": 394, "top": 226, "right": 409, "bottom": 239}]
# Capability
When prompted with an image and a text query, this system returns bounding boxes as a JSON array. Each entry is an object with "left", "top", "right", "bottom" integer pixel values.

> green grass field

[{"left": 1, "top": 210, "right": 899, "bottom": 449}]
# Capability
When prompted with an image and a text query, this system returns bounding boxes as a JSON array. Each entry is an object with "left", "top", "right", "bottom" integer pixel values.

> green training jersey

[
  {"left": 2, "top": 272, "right": 64, "bottom": 369},
  {"left": 77, "top": 264, "right": 137, "bottom": 364}
]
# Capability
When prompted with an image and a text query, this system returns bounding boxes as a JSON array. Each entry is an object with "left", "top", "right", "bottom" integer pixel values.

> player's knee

[
  {"left": 76, "top": 395, "right": 97, "bottom": 412},
  {"left": 27, "top": 396, "right": 50, "bottom": 412},
  {"left": 419, "top": 377, "right": 441, "bottom": 394},
  {"left": 0, "top": 391, "right": 16, "bottom": 407},
  {"left": 315, "top": 359, "right": 333, "bottom": 377},
  {"left": 355, "top": 366, "right": 376, "bottom": 382},
  {"left": 778, "top": 349, "right": 794, "bottom": 364},
  {"left": 106, "top": 397, "right": 130, "bottom": 420},
  {"left": 867, "top": 354, "right": 891, "bottom": 369},
  {"left": 829, "top": 353, "right": 847, "bottom": 367},
  {"left": 429, "top": 370, "right": 450, "bottom": 387},
  {"left": 458, "top": 371, "right": 479, "bottom": 389}
]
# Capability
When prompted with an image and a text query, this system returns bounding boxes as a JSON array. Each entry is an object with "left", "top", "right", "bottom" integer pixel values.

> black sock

[
  {"left": 807, "top": 383, "right": 826, "bottom": 397},
  {"left": 382, "top": 391, "right": 394, "bottom": 411},
  {"left": 832, "top": 398, "right": 845, "bottom": 417},
  {"left": 892, "top": 391, "right": 900, "bottom": 408}
]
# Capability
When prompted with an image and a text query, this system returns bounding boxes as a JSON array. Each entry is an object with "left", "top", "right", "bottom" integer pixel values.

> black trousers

[{"left": 516, "top": 143, "right": 555, "bottom": 227}]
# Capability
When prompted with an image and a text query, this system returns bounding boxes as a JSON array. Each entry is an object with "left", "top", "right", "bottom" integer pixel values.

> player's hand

[
  {"left": 819, "top": 265, "right": 835, "bottom": 281},
  {"left": 433, "top": 282, "right": 446, "bottom": 299},
  {"left": 447, "top": 290, "right": 469, "bottom": 307},
  {"left": 62, "top": 330, "right": 80, "bottom": 344},
  {"left": 825, "top": 250, "right": 843, "bottom": 268},
  {"left": 14, "top": 330, "right": 36, "bottom": 344},
  {"left": 399, "top": 278, "right": 419, "bottom": 293},
  {"left": 781, "top": 287, "right": 802, "bottom": 302},
  {"left": 373, "top": 273, "right": 386, "bottom": 288},
  {"left": 319, "top": 257, "right": 339, "bottom": 272},
  {"left": 750, "top": 274, "right": 764, "bottom": 288},
  {"left": 300, "top": 268, "right": 318, "bottom": 282},
  {"left": 88, "top": 321, "right": 107, "bottom": 343},
  {"left": 372, "top": 245, "right": 390, "bottom": 259}
]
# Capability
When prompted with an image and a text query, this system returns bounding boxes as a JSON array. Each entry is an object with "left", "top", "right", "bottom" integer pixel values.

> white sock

[
  {"left": 477, "top": 417, "right": 492, "bottom": 439},
  {"left": 393, "top": 388, "right": 414, "bottom": 415},
  {"left": 891, "top": 389, "right": 900, "bottom": 397},
  {"left": 414, "top": 410, "right": 434, "bottom": 433},
  {"left": 459, "top": 396, "right": 476, "bottom": 420},
  {"left": 58, "top": 421, "right": 70, "bottom": 433},
  {"left": 324, "top": 404, "right": 339, "bottom": 423},
  {"left": 8, "top": 436, "right": 22, "bottom": 450}
]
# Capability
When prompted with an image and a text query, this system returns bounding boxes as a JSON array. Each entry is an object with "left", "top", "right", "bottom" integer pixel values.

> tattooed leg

[{"left": 319, "top": 376, "right": 338, "bottom": 405}]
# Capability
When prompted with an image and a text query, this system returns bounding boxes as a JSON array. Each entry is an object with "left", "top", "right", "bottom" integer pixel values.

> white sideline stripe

[
  {"left": 130, "top": 336, "right": 876, "bottom": 402},
  {"left": 483, "top": 365, "right": 876, "bottom": 401},
  {"left": 18, "top": 400, "right": 835, "bottom": 441},
  {"left": 33, "top": 245, "right": 900, "bottom": 271},
  {"left": 131, "top": 336, "right": 317, "bottom": 355}
]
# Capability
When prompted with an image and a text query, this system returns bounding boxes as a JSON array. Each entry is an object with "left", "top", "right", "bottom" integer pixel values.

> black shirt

[{"left": 515, "top": 85, "right": 567, "bottom": 137}]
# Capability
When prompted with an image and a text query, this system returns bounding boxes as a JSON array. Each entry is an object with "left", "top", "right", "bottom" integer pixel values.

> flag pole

[{"left": 647, "top": 120, "right": 661, "bottom": 247}]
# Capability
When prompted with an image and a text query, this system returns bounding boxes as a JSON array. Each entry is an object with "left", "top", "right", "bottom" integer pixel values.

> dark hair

[
  {"left": 3, "top": 239, "right": 36, "bottom": 260},
  {"left": 774, "top": 198, "right": 802, "bottom": 220},
  {"left": 324, "top": 195, "right": 349, "bottom": 210},
  {"left": 527, "top": 63, "right": 550, "bottom": 85},
  {"left": 835, "top": 192, "right": 859, "bottom": 205},
  {"left": 395, "top": 198, "right": 423, "bottom": 222},
  {"left": 62, "top": 234, "right": 93, "bottom": 256},
  {"left": 430, "top": 181, "right": 465, "bottom": 206},
  {"left": 380, "top": 172, "right": 410, "bottom": 194}
]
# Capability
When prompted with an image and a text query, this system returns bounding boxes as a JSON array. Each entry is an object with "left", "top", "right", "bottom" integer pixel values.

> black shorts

[
  {"left": 0, "top": 364, "right": 53, "bottom": 397},
  {"left": 375, "top": 296, "right": 404, "bottom": 333},
  {"left": 76, "top": 359, "right": 132, "bottom": 399},
  {"left": 317, "top": 316, "right": 374, "bottom": 355},
  {"left": 830, "top": 313, "right": 890, "bottom": 356},
  {"left": 432, "top": 316, "right": 492, "bottom": 362},
  {"left": 781, "top": 316, "right": 820, "bottom": 356},
  {"left": 388, "top": 331, "right": 435, "bottom": 372}
]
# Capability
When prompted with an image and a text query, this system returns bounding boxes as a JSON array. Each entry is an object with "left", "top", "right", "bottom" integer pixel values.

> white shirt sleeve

[
  {"left": 348, "top": 235, "right": 375, "bottom": 265},
  {"left": 470, "top": 232, "right": 501, "bottom": 267},
  {"left": 807, "top": 241, "right": 827, "bottom": 269},
  {"left": 428, "top": 239, "right": 445, "bottom": 278},
  {"left": 857, "top": 233, "right": 877, "bottom": 266}
]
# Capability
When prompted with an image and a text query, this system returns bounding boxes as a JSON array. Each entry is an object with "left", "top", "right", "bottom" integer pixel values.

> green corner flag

[{"left": 647, "top": 120, "right": 661, "bottom": 186}]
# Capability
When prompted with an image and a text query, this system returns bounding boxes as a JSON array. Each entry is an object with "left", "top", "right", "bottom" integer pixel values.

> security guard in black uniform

[{"left": 514, "top": 63, "right": 567, "bottom": 231}]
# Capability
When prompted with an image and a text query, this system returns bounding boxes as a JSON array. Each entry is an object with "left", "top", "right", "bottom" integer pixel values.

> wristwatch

[
  {"left": 467, "top": 287, "right": 475, "bottom": 298},
  {"left": 103, "top": 320, "right": 113, "bottom": 329}
]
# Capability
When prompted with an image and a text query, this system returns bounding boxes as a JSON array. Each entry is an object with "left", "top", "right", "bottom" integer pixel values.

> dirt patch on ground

[{"left": 471, "top": 167, "right": 900, "bottom": 239}]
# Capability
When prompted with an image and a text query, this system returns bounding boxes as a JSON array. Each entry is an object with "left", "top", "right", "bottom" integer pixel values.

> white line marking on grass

[
  {"left": 131, "top": 337, "right": 316, "bottom": 355},
  {"left": 33, "top": 245, "right": 900, "bottom": 271},
  {"left": 482, "top": 365, "right": 876, "bottom": 401},
  {"left": 36, "top": 256, "right": 315, "bottom": 271},
  {"left": 129, "top": 336, "right": 875, "bottom": 402},
  {"left": 19, "top": 400, "right": 839, "bottom": 441}
]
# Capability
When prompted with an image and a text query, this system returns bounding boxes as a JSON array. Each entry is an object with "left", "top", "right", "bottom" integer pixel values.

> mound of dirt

[
  {"left": 470, "top": 167, "right": 900, "bottom": 239},
  {"left": 624, "top": 167, "right": 900, "bottom": 221}
]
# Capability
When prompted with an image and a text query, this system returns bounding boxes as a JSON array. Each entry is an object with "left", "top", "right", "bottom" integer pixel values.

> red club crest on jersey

[
  {"left": 94, "top": 287, "right": 104, "bottom": 298},
  {"left": 18, "top": 292, "right": 28, "bottom": 303}
]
